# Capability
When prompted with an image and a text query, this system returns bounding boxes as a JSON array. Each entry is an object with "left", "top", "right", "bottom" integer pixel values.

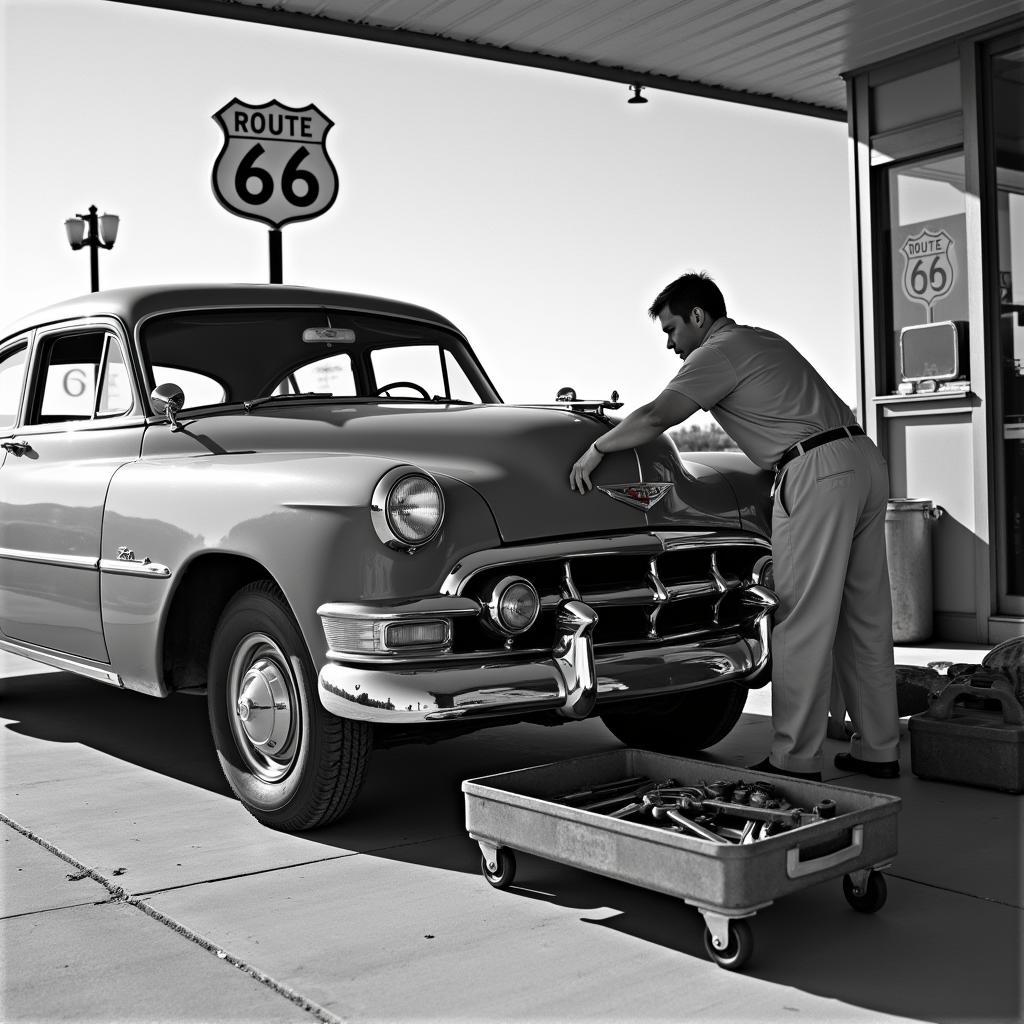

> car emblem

[{"left": 596, "top": 483, "right": 672, "bottom": 510}]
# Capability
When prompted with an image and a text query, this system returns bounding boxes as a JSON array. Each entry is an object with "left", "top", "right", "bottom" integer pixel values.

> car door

[{"left": 0, "top": 320, "right": 144, "bottom": 662}]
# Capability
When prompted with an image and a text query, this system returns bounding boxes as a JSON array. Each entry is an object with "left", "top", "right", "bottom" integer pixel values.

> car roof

[{"left": 1, "top": 283, "right": 464, "bottom": 340}]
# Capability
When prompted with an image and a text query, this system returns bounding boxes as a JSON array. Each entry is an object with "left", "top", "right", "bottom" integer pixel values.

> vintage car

[{"left": 0, "top": 284, "right": 777, "bottom": 830}]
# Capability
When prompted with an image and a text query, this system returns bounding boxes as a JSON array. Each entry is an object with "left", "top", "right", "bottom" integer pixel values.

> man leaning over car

[{"left": 569, "top": 271, "right": 900, "bottom": 783}]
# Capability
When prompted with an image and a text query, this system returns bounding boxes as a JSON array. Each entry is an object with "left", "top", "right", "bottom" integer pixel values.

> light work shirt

[{"left": 664, "top": 317, "right": 856, "bottom": 471}]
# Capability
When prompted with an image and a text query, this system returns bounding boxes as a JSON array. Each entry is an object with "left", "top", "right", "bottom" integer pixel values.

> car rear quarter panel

[{"left": 100, "top": 452, "right": 501, "bottom": 692}]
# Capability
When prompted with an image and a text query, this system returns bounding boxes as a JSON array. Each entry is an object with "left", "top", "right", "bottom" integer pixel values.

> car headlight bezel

[
  {"left": 481, "top": 575, "right": 541, "bottom": 636},
  {"left": 370, "top": 466, "right": 445, "bottom": 551}
]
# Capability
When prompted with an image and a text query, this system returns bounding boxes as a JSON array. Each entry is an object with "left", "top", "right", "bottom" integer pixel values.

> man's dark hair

[{"left": 648, "top": 271, "right": 727, "bottom": 322}]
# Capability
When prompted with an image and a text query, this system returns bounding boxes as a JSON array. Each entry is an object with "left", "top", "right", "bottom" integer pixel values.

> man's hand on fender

[{"left": 569, "top": 444, "right": 604, "bottom": 493}]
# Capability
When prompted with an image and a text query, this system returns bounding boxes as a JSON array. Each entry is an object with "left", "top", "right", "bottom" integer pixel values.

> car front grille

[{"left": 449, "top": 536, "right": 771, "bottom": 656}]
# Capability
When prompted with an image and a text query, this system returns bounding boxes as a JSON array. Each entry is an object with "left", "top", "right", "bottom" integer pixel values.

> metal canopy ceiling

[{"left": 118, "top": 0, "right": 1024, "bottom": 120}]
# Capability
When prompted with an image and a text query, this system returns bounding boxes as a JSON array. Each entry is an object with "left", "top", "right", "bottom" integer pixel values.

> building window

[{"left": 881, "top": 152, "right": 969, "bottom": 393}]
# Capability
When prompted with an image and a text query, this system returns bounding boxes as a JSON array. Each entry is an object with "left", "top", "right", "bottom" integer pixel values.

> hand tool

[
  {"left": 556, "top": 775, "right": 653, "bottom": 804},
  {"left": 650, "top": 805, "right": 733, "bottom": 843}
]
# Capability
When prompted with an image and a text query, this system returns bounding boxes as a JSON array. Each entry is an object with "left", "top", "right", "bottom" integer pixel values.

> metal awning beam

[{"left": 112, "top": 0, "right": 846, "bottom": 121}]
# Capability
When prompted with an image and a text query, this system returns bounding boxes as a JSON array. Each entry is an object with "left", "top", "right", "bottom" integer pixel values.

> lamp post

[{"left": 64, "top": 205, "right": 119, "bottom": 292}]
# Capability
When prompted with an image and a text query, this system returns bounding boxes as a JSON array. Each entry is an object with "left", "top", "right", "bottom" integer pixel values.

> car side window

[
  {"left": 96, "top": 337, "right": 133, "bottom": 417},
  {"left": 442, "top": 349, "right": 482, "bottom": 402},
  {"left": 32, "top": 330, "right": 134, "bottom": 424},
  {"left": 0, "top": 342, "right": 28, "bottom": 429},
  {"left": 369, "top": 345, "right": 482, "bottom": 401}
]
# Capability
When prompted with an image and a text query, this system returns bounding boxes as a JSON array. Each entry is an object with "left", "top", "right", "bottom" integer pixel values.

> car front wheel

[
  {"left": 208, "top": 580, "right": 372, "bottom": 830},
  {"left": 599, "top": 684, "right": 748, "bottom": 754}
]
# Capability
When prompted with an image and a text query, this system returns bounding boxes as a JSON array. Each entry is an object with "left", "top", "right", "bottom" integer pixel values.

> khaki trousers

[{"left": 769, "top": 435, "right": 900, "bottom": 773}]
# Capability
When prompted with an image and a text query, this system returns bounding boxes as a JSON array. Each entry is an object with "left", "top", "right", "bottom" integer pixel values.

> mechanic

[{"left": 568, "top": 271, "right": 900, "bottom": 781}]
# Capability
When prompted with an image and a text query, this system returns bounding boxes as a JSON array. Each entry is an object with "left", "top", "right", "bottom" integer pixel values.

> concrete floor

[{"left": 1, "top": 645, "right": 1020, "bottom": 1024}]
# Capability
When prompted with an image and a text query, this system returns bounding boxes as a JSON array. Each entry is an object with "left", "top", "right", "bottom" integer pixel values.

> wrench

[
  {"left": 650, "top": 805, "right": 732, "bottom": 844},
  {"left": 558, "top": 776, "right": 662, "bottom": 806}
]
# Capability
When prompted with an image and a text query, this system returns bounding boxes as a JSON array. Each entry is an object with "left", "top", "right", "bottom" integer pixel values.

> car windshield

[{"left": 140, "top": 308, "right": 498, "bottom": 411}]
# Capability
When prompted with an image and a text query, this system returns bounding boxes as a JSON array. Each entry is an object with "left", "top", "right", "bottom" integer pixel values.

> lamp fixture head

[
  {"left": 99, "top": 213, "right": 120, "bottom": 247},
  {"left": 64, "top": 217, "right": 86, "bottom": 250},
  {"left": 627, "top": 84, "right": 648, "bottom": 104}
]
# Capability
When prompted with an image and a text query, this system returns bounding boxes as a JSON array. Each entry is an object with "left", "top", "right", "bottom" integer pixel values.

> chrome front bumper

[{"left": 317, "top": 586, "right": 777, "bottom": 726}]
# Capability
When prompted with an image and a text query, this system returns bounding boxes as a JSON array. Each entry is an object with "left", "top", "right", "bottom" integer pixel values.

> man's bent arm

[
  {"left": 569, "top": 389, "right": 700, "bottom": 492},
  {"left": 595, "top": 389, "right": 700, "bottom": 451}
]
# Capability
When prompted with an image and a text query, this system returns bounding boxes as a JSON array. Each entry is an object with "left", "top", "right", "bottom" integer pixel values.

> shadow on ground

[{"left": 3, "top": 669, "right": 1021, "bottom": 1023}]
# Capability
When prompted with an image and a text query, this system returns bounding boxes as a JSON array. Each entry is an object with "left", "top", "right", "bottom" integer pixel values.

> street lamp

[{"left": 64, "top": 205, "right": 119, "bottom": 292}]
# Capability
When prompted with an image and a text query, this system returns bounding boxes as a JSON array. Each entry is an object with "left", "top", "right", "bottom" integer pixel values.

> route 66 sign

[
  {"left": 212, "top": 99, "right": 338, "bottom": 229},
  {"left": 900, "top": 227, "right": 956, "bottom": 313}
]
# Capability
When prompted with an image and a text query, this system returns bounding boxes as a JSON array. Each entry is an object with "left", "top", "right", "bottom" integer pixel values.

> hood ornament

[
  {"left": 552, "top": 387, "right": 624, "bottom": 414},
  {"left": 597, "top": 482, "right": 672, "bottom": 511}
]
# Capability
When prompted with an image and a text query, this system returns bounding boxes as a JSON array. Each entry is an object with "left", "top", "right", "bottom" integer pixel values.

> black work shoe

[
  {"left": 834, "top": 753, "right": 900, "bottom": 778},
  {"left": 748, "top": 757, "right": 822, "bottom": 782}
]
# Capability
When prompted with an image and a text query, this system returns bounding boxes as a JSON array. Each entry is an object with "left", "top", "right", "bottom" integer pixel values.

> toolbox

[
  {"left": 463, "top": 748, "right": 900, "bottom": 970},
  {"left": 909, "top": 672, "right": 1024, "bottom": 794}
]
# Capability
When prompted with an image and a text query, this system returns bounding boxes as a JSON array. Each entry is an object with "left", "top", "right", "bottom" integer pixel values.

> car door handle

[{"left": 1, "top": 440, "right": 32, "bottom": 455}]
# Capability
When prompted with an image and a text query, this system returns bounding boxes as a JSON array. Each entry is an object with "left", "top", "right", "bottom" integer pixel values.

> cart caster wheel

[
  {"left": 703, "top": 919, "right": 754, "bottom": 971},
  {"left": 843, "top": 871, "right": 887, "bottom": 913},
  {"left": 480, "top": 848, "right": 516, "bottom": 889}
]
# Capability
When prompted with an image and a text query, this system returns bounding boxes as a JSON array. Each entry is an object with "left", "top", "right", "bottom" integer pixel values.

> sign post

[{"left": 212, "top": 99, "right": 339, "bottom": 283}]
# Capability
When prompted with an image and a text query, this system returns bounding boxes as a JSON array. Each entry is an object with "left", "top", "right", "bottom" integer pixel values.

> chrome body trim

[
  {"left": 0, "top": 547, "right": 98, "bottom": 570},
  {"left": 2, "top": 548, "right": 174, "bottom": 578},
  {"left": 318, "top": 596, "right": 479, "bottom": 621},
  {"left": 0, "top": 634, "right": 123, "bottom": 686},
  {"left": 98, "top": 558, "right": 173, "bottom": 578}
]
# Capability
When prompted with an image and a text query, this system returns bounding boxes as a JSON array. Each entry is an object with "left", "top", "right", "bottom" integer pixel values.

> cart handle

[{"left": 786, "top": 825, "right": 863, "bottom": 879}]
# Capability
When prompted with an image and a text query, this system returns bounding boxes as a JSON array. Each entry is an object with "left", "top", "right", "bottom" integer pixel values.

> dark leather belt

[{"left": 776, "top": 424, "right": 865, "bottom": 471}]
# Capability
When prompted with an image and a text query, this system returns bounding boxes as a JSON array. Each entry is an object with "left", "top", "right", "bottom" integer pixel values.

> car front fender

[{"left": 99, "top": 451, "right": 501, "bottom": 692}]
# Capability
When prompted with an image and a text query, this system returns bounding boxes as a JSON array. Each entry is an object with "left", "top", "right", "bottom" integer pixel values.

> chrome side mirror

[
  {"left": 556, "top": 387, "right": 577, "bottom": 402},
  {"left": 150, "top": 383, "right": 184, "bottom": 432}
]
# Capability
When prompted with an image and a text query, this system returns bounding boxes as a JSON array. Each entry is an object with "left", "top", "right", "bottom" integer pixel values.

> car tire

[
  {"left": 599, "top": 684, "right": 748, "bottom": 754},
  {"left": 207, "top": 580, "right": 372, "bottom": 830}
]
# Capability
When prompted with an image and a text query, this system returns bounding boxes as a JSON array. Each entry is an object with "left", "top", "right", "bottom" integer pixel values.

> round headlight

[
  {"left": 371, "top": 468, "right": 445, "bottom": 550},
  {"left": 752, "top": 555, "right": 775, "bottom": 590},
  {"left": 484, "top": 576, "right": 540, "bottom": 635}
]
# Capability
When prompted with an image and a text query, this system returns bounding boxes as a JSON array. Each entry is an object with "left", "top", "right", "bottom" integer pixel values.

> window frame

[
  {"left": 0, "top": 336, "right": 31, "bottom": 433},
  {"left": 23, "top": 319, "right": 142, "bottom": 431}
]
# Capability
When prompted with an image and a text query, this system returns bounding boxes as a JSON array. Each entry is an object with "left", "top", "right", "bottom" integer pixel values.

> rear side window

[{"left": 0, "top": 342, "right": 28, "bottom": 429}]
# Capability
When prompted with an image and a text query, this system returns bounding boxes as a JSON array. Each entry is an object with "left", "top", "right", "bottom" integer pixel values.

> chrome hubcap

[
  {"left": 227, "top": 634, "right": 300, "bottom": 782},
  {"left": 236, "top": 659, "right": 291, "bottom": 750}
]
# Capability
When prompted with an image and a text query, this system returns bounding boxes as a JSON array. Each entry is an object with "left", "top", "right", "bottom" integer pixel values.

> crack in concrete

[
  {"left": 886, "top": 869, "right": 1023, "bottom": 910},
  {"left": 130, "top": 849, "right": 362, "bottom": 898},
  {"left": 0, "top": 811, "right": 347, "bottom": 1024},
  {"left": 126, "top": 832, "right": 466, "bottom": 899}
]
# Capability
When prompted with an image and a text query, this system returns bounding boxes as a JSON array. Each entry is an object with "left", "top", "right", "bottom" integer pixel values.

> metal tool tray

[{"left": 463, "top": 748, "right": 901, "bottom": 970}]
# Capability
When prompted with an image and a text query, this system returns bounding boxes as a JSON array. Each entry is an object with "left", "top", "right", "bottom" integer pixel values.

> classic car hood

[{"left": 157, "top": 402, "right": 748, "bottom": 543}]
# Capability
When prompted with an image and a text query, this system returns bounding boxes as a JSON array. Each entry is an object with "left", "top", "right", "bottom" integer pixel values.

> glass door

[{"left": 989, "top": 38, "right": 1024, "bottom": 614}]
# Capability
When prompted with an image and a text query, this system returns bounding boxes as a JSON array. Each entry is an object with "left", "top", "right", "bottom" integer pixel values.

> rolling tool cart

[{"left": 463, "top": 749, "right": 900, "bottom": 970}]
